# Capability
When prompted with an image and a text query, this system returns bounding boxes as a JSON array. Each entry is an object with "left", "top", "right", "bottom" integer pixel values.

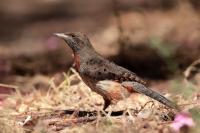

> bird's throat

[{"left": 73, "top": 53, "right": 80, "bottom": 71}]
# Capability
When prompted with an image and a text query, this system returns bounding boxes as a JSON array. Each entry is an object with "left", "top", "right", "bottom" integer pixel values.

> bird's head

[{"left": 54, "top": 32, "right": 93, "bottom": 52}]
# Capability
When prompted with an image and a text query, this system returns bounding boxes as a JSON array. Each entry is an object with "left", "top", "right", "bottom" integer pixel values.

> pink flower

[
  {"left": 45, "top": 36, "right": 59, "bottom": 50},
  {"left": 171, "top": 112, "right": 195, "bottom": 132}
]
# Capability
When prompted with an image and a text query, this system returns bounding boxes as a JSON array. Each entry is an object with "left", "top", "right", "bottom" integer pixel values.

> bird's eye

[{"left": 71, "top": 34, "right": 75, "bottom": 37}]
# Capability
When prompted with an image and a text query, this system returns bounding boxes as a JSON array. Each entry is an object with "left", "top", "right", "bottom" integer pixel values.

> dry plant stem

[
  {"left": 178, "top": 102, "right": 199, "bottom": 107},
  {"left": 51, "top": 116, "right": 97, "bottom": 131},
  {"left": 62, "top": 109, "right": 125, "bottom": 117},
  {"left": 0, "top": 83, "right": 18, "bottom": 89},
  {"left": 15, "top": 110, "right": 126, "bottom": 120},
  {"left": 137, "top": 101, "right": 155, "bottom": 113},
  {"left": 15, "top": 110, "right": 129, "bottom": 131}
]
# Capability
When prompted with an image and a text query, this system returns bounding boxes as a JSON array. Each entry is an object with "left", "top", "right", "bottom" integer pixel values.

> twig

[
  {"left": 15, "top": 109, "right": 127, "bottom": 131},
  {"left": 62, "top": 109, "right": 125, "bottom": 117},
  {"left": 0, "top": 83, "right": 18, "bottom": 90},
  {"left": 137, "top": 101, "right": 155, "bottom": 113}
]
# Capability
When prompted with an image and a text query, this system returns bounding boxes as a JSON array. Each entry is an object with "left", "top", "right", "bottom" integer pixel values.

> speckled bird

[{"left": 54, "top": 32, "right": 179, "bottom": 110}]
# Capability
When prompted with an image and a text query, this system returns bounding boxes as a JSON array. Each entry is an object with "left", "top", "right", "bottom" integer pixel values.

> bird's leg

[
  {"left": 103, "top": 99, "right": 111, "bottom": 111},
  {"left": 103, "top": 98, "right": 115, "bottom": 118}
]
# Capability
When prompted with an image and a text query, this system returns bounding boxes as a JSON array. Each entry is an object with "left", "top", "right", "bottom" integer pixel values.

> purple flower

[{"left": 171, "top": 112, "right": 195, "bottom": 132}]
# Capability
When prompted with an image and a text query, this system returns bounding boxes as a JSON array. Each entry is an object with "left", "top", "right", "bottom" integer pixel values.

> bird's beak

[{"left": 53, "top": 33, "right": 71, "bottom": 40}]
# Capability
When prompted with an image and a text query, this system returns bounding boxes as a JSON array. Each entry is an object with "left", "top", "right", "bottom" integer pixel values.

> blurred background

[{"left": 0, "top": 0, "right": 200, "bottom": 84}]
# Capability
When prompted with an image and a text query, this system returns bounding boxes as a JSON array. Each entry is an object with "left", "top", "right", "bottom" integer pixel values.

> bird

[{"left": 54, "top": 32, "right": 180, "bottom": 111}]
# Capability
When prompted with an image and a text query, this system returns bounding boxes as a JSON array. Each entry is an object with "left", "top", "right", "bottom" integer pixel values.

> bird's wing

[
  {"left": 108, "top": 64, "right": 147, "bottom": 85},
  {"left": 80, "top": 56, "right": 146, "bottom": 85}
]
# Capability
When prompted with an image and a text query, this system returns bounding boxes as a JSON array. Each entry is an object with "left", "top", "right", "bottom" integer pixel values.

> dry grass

[{"left": 0, "top": 68, "right": 200, "bottom": 133}]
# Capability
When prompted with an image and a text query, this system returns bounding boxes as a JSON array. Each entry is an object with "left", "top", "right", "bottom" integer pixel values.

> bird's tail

[{"left": 122, "top": 81, "right": 180, "bottom": 111}]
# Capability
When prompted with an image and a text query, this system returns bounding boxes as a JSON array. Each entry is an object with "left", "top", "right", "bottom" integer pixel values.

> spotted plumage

[{"left": 54, "top": 32, "right": 179, "bottom": 110}]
